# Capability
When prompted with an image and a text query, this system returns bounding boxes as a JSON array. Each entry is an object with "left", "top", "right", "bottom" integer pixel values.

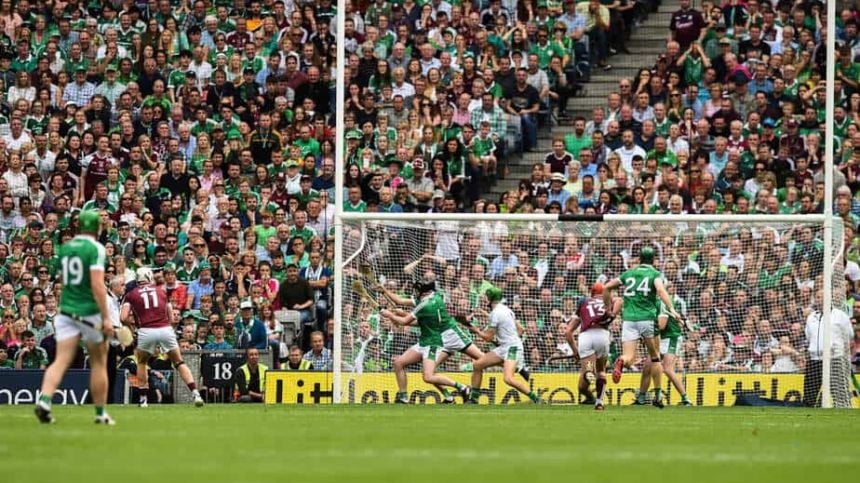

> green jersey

[
  {"left": 411, "top": 292, "right": 456, "bottom": 347},
  {"left": 659, "top": 295, "right": 686, "bottom": 338},
  {"left": 58, "top": 235, "right": 107, "bottom": 317},
  {"left": 618, "top": 264, "right": 661, "bottom": 321}
]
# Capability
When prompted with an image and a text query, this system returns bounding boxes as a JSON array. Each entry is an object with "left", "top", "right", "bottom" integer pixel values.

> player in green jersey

[
  {"left": 35, "top": 211, "right": 116, "bottom": 425},
  {"left": 634, "top": 282, "right": 693, "bottom": 405},
  {"left": 603, "top": 246, "right": 680, "bottom": 408},
  {"left": 379, "top": 277, "right": 483, "bottom": 404}
]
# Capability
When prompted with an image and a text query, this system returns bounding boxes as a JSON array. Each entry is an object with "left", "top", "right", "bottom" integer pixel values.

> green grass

[{"left": 1, "top": 405, "right": 858, "bottom": 483}]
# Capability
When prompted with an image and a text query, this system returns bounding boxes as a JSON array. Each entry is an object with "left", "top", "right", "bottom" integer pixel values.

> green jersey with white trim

[
  {"left": 659, "top": 295, "right": 686, "bottom": 338},
  {"left": 489, "top": 303, "right": 520, "bottom": 346},
  {"left": 618, "top": 264, "right": 661, "bottom": 321},
  {"left": 58, "top": 235, "right": 107, "bottom": 317},
  {"left": 411, "top": 292, "right": 456, "bottom": 347}
]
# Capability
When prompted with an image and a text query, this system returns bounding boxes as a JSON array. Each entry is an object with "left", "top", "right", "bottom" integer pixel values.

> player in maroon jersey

[
  {"left": 121, "top": 267, "right": 204, "bottom": 407},
  {"left": 565, "top": 283, "right": 622, "bottom": 410}
]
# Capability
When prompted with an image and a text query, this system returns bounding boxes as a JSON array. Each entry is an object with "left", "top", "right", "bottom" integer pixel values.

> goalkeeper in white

[{"left": 465, "top": 287, "right": 542, "bottom": 404}]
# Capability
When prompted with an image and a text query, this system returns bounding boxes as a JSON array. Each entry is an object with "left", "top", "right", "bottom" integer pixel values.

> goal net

[{"left": 331, "top": 214, "right": 853, "bottom": 407}]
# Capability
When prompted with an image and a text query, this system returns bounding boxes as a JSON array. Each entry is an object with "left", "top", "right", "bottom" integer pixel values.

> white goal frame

[{"left": 331, "top": 0, "right": 840, "bottom": 407}]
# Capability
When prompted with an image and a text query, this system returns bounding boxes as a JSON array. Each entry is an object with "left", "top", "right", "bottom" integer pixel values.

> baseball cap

[
  {"left": 285, "top": 159, "right": 300, "bottom": 168},
  {"left": 276, "top": 172, "right": 287, "bottom": 181},
  {"left": 240, "top": 299, "right": 254, "bottom": 309},
  {"left": 432, "top": 189, "right": 445, "bottom": 200}
]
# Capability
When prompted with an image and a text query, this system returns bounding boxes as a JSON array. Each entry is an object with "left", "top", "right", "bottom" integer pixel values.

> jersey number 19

[{"left": 62, "top": 256, "right": 84, "bottom": 285}]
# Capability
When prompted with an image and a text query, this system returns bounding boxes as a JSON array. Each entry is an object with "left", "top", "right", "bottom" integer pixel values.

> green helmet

[
  {"left": 79, "top": 210, "right": 101, "bottom": 234},
  {"left": 639, "top": 245, "right": 655, "bottom": 264},
  {"left": 486, "top": 286, "right": 503, "bottom": 304}
]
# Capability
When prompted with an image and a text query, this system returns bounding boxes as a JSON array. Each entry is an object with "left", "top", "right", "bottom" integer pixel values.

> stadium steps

[{"left": 481, "top": 0, "right": 681, "bottom": 203}]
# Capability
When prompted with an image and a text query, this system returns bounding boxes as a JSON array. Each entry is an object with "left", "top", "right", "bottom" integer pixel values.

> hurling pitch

[{"left": 1, "top": 405, "right": 858, "bottom": 483}]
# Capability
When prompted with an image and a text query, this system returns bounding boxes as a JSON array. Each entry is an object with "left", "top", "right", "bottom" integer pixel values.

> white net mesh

[{"left": 335, "top": 217, "right": 853, "bottom": 407}]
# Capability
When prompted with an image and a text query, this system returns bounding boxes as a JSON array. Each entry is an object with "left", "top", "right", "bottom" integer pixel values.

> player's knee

[{"left": 503, "top": 374, "right": 518, "bottom": 387}]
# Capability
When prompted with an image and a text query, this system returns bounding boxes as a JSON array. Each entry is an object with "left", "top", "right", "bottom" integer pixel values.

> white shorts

[
  {"left": 660, "top": 336, "right": 683, "bottom": 355},
  {"left": 409, "top": 344, "right": 443, "bottom": 363},
  {"left": 491, "top": 342, "right": 524, "bottom": 365},
  {"left": 55, "top": 313, "right": 104, "bottom": 345},
  {"left": 137, "top": 326, "right": 179, "bottom": 355},
  {"left": 578, "top": 328, "right": 610, "bottom": 359},
  {"left": 622, "top": 320, "right": 656, "bottom": 342},
  {"left": 441, "top": 326, "right": 472, "bottom": 354}
]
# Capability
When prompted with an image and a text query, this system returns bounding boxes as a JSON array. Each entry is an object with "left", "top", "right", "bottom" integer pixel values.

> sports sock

[
  {"left": 441, "top": 388, "right": 452, "bottom": 398},
  {"left": 528, "top": 391, "right": 540, "bottom": 403},
  {"left": 681, "top": 394, "right": 690, "bottom": 402},
  {"left": 654, "top": 388, "right": 663, "bottom": 402},
  {"left": 635, "top": 390, "right": 646, "bottom": 403},
  {"left": 95, "top": 406, "right": 106, "bottom": 417},
  {"left": 187, "top": 381, "right": 197, "bottom": 392},
  {"left": 38, "top": 394, "right": 52, "bottom": 407},
  {"left": 139, "top": 387, "right": 149, "bottom": 405},
  {"left": 396, "top": 391, "right": 408, "bottom": 400},
  {"left": 595, "top": 377, "right": 606, "bottom": 401},
  {"left": 469, "top": 389, "right": 480, "bottom": 402},
  {"left": 454, "top": 382, "right": 466, "bottom": 391}
]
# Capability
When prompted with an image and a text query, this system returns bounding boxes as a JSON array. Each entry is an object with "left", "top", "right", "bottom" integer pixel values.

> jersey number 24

[{"left": 623, "top": 277, "right": 651, "bottom": 297}]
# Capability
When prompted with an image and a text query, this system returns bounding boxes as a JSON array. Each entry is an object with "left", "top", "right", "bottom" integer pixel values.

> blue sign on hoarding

[{"left": 0, "top": 370, "right": 125, "bottom": 405}]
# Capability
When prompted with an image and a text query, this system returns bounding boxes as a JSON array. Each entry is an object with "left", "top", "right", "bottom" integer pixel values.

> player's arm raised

[
  {"left": 602, "top": 278, "right": 621, "bottom": 315},
  {"left": 654, "top": 278, "right": 680, "bottom": 321},
  {"left": 380, "top": 308, "right": 417, "bottom": 327},
  {"left": 377, "top": 285, "right": 415, "bottom": 307}
]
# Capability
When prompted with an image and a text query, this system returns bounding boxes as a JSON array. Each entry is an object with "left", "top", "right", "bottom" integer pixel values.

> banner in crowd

[
  {"left": 264, "top": 372, "right": 844, "bottom": 406},
  {"left": 0, "top": 370, "right": 126, "bottom": 405}
]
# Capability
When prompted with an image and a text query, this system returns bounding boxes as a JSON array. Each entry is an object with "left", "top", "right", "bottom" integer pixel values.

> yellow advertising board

[{"left": 264, "top": 372, "right": 844, "bottom": 406}]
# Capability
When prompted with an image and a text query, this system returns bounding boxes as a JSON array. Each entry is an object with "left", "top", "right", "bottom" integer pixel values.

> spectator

[
  {"left": 284, "top": 345, "right": 313, "bottom": 371},
  {"left": 277, "top": 262, "right": 315, "bottom": 348},
  {"left": 303, "top": 331, "right": 333, "bottom": 371},
  {"left": 233, "top": 347, "right": 267, "bottom": 403}
]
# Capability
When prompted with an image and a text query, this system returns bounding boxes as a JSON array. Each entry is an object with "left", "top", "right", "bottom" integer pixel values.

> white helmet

[{"left": 136, "top": 267, "right": 154, "bottom": 284}]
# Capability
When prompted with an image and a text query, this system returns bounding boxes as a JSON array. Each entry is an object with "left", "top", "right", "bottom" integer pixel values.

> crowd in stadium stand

[
  {"left": 0, "top": 0, "right": 339, "bottom": 374},
  {"left": 0, "top": 0, "right": 858, "bottom": 390},
  {"left": 340, "top": 0, "right": 860, "bottom": 377}
]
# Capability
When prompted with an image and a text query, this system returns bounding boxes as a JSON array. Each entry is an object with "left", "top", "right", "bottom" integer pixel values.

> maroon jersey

[
  {"left": 82, "top": 153, "right": 114, "bottom": 200},
  {"left": 578, "top": 297, "right": 608, "bottom": 332},
  {"left": 126, "top": 284, "right": 171, "bottom": 329}
]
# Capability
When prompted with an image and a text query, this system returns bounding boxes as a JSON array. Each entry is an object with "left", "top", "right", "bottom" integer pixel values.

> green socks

[
  {"left": 654, "top": 388, "right": 663, "bottom": 402},
  {"left": 38, "top": 394, "right": 52, "bottom": 407},
  {"left": 441, "top": 389, "right": 452, "bottom": 398},
  {"left": 95, "top": 406, "right": 106, "bottom": 417},
  {"left": 470, "top": 389, "right": 480, "bottom": 402},
  {"left": 528, "top": 391, "right": 540, "bottom": 403},
  {"left": 635, "top": 391, "right": 646, "bottom": 403}
]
